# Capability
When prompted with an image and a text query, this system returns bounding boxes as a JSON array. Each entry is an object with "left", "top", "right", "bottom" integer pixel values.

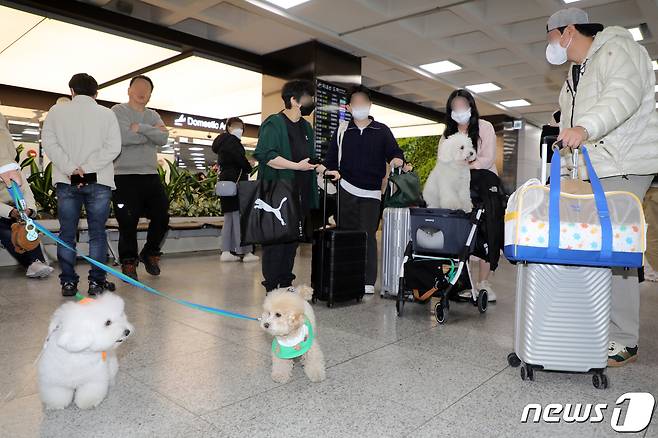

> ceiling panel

[
  {"left": 63, "top": 0, "right": 658, "bottom": 125},
  {"left": 474, "top": 48, "right": 521, "bottom": 67},
  {"left": 399, "top": 9, "right": 475, "bottom": 39}
]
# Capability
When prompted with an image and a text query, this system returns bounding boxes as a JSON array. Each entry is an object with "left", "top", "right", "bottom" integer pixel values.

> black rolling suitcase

[{"left": 311, "top": 175, "right": 366, "bottom": 307}]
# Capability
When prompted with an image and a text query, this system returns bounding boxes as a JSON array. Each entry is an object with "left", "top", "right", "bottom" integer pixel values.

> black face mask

[{"left": 300, "top": 101, "right": 316, "bottom": 116}]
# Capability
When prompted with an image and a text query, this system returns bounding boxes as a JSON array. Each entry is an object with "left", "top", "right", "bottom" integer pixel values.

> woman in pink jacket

[{"left": 442, "top": 89, "right": 498, "bottom": 302}]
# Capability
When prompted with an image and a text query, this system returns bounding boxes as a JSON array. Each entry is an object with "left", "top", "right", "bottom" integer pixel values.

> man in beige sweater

[{"left": 41, "top": 73, "right": 122, "bottom": 297}]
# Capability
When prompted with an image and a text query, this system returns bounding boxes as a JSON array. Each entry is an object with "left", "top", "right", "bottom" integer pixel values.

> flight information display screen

[{"left": 314, "top": 79, "right": 351, "bottom": 160}]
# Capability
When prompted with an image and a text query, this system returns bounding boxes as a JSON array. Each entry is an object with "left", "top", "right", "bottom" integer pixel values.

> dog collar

[{"left": 271, "top": 318, "right": 314, "bottom": 359}]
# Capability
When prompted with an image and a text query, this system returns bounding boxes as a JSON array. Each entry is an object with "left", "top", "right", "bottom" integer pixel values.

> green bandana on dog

[{"left": 271, "top": 317, "right": 314, "bottom": 359}]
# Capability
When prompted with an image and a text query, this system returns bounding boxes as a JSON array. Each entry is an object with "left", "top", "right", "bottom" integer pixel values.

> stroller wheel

[
  {"left": 435, "top": 301, "right": 447, "bottom": 324},
  {"left": 396, "top": 290, "right": 406, "bottom": 317},
  {"left": 477, "top": 290, "right": 488, "bottom": 313},
  {"left": 507, "top": 352, "right": 521, "bottom": 368}
]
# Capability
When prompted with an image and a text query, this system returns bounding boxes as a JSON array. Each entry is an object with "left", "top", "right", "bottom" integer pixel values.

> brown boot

[
  {"left": 140, "top": 252, "right": 162, "bottom": 276},
  {"left": 121, "top": 259, "right": 139, "bottom": 281}
]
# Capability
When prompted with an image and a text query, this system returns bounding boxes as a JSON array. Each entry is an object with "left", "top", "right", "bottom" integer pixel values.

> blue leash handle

[{"left": 8, "top": 182, "right": 259, "bottom": 322}]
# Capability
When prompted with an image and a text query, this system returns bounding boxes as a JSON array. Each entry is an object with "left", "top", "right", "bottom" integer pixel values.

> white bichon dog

[
  {"left": 38, "top": 293, "right": 133, "bottom": 410},
  {"left": 423, "top": 132, "right": 476, "bottom": 213},
  {"left": 260, "top": 286, "right": 326, "bottom": 384}
]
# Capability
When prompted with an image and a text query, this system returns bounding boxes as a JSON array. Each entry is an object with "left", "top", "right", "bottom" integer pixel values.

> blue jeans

[{"left": 56, "top": 183, "right": 111, "bottom": 285}]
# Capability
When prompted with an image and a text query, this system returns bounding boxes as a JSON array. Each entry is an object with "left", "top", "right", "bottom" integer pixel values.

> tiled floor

[{"left": 1, "top": 244, "right": 657, "bottom": 438}]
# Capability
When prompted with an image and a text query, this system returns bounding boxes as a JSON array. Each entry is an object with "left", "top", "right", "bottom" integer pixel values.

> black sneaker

[
  {"left": 88, "top": 280, "right": 116, "bottom": 296},
  {"left": 61, "top": 282, "right": 78, "bottom": 297},
  {"left": 139, "top": 252, "right": 162, "bottom": 276}
]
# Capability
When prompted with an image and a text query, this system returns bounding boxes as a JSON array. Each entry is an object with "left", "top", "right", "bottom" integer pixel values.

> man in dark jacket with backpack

[{"left": 324, "top": 86, "right": 404, "bottom": 294}]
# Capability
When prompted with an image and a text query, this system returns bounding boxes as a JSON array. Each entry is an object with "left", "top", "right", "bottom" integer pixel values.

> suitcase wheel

[
  {"left": 327, "top": 301, "right": 334, "bottom": 308},
  {"left": 435, "top": 301, "right": 447, "bottom": 324},
  {"left": 477, "top": 289, "right": 488, "bottom": 314},
  {"left": 507, "top": 352, "right": 521, "bottom": 368},
  {"left": 520, "top": 363, "right": 535, "bottom": 382},
  {"left": 592, "top": 372, "right": 608, "bottom": 389}
]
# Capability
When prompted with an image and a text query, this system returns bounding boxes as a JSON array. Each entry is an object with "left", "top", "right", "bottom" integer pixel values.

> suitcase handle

[{"left": 322, "top": 173, "right": 341, "bottom": 230}]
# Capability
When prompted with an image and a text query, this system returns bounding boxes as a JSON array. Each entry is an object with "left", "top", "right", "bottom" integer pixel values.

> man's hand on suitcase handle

[
  {"left": 557, "top": 126, "right": 589, "bottom": 149},
  {"left": 314, "top": 162, "right": 340, "bottom": 182},
  {"left": 323, "top": 170, "right": 340, "bottom": 181}
]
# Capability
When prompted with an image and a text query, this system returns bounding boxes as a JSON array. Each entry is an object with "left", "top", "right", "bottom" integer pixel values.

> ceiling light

[
  {"left": 98, "top": 55, "right": 262, "bottom": 122},
  {"left": 419, "top": 60, "right": 461, "bottom": 74},
  {"left": 190, "top": 152, "right": 205, "bottom": 156},
  {"left": 628, "top": 27, "right": 643, "bottom": 41},
  {"left": 160, "top": 150, "right": 174, "bottom": 154},
  {"left": 8, "top": 120, "right": 39, "bottom": 127},
  {"left": 562, "top": 0, "right": 581, "bottom": 3},
  {"left": 0, "top": 15, "right": 178, "bottom": 95},
  {"left": 187, "top": 147, "right": 204, "bottom": 151},
  {"left": 192, "top": 139, "right": 213, "bottom": 146},
  {"left": 263, "top": 0, "right": 310, "bottom": 9},
  {"left": 500, "top": 99, "right": 531, "bottom": 108},
  {"left": 465, "top": 83, "right": 501, "bottom": 93}
]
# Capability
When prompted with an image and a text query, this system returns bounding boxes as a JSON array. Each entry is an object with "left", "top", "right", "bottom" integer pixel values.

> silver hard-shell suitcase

[
  {"left": 381, "top": 208, "right": 410, "bottom": 298},
  {"left": 512, "top": 263, "right": 611, "bottom": 379}
]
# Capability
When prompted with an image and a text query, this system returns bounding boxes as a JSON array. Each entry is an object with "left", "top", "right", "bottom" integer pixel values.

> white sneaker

[
  {"left": 242, "top": 253, "right": 260, "bottom": 263},
  {"left": 458, "top": 289, "right": 475, "bottom": 300},
  {"left": 220, "top": 252, "right": 241, "bottom": 262},
  {"left": 364, "top": 285, "right": 375, "bottom": 295},
  {"left": 477, "top": 280, "right": 497, "bottom": 302},
  {"left": 26, "top": 261, "right": 54, "bottom": 278}
]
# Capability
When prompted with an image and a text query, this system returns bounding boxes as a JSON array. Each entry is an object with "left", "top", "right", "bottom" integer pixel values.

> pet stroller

[{"left": 395, "top": 207, "right": 487, "bottom": 324}]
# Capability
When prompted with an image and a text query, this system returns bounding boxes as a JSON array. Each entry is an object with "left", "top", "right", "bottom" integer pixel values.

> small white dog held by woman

[
  {"left": 38, "top": 293, "right": 133, "bottom": 410},
  {"left": 423, "top": 132, "right": 476, "bottom": 213},
  {"left": 260, "top": 285, "right": 326, "bottom": 383}
]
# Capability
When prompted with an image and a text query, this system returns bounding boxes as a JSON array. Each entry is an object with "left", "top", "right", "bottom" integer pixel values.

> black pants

[
  {"left": 338, "top": 188, "right": 381, "bottom": 286},
  {"left": 0, "top": 218, "right": 46, "bottom": 267},
  {"left": 261, "top": 241, "right": 298, "bottom": 292},
  {"left": 113, "top": 174, "right": 169, "bottom": 263}
]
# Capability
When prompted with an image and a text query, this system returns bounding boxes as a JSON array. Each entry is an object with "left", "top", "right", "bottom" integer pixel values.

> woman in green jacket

[{"left": 254, "top": 80, "right": 338, "bottom": 292}]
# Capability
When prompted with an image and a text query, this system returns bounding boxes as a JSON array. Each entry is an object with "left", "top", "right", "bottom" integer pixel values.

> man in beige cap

[{"left": 546, "top": 8, "right": 658, "bottom": 366}]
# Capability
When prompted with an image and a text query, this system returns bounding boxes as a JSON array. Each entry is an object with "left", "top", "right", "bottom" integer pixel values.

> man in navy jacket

[{"left": 324, "top": 86, "right": 404, "bottom": 294}]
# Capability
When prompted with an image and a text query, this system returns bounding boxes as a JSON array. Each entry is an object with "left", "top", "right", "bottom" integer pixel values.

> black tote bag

[{"left": 238, "top": 179, "right": 303, "bottom": 246}]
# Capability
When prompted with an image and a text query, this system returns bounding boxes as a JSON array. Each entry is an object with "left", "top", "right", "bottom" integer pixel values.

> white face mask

[
  {"left": 451, "top": 109, "right": 471, "bottom": 125},
  {"left": 351, "top": 106, "right": 370, "bottom": 121},
  {"left": 230, "top": 128, "right": 243, "bottom": 139},
  {"left": 545, "top": 34, "right": 572, "bottom": 65}
]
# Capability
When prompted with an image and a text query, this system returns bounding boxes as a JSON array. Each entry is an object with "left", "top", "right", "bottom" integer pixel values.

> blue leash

[{"left": 8, "top": 182, "right": 259, "bottom": 322}]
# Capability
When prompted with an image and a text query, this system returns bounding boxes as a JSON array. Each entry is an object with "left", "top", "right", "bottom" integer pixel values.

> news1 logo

[{"left": 521, "top": 393, "right": 655, "bottom": 432}]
